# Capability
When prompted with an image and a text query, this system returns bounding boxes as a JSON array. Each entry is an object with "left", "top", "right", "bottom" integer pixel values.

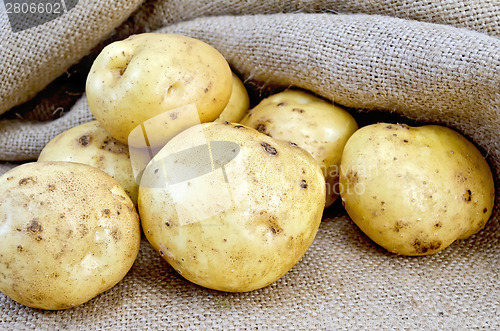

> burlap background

[{"left": 0, "top": 0, "right": 499, "bottom": 329}]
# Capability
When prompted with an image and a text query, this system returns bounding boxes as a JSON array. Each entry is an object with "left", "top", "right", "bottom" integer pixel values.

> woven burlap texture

[
  {"left": 0, "top": 2, "right": 499, "bottom": 330},
  {"left": 1, "top": 0, "right": 499, "bottom": 119}
]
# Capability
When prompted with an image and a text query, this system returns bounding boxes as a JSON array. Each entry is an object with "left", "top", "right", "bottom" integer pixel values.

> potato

[
  {"left": 215, "top": 73, "right": 250, "bottom": 123},
  {"left": 339, "top": 123, "right": 495, "bottom": 255},
  {"left": 38, "top": 120, "right": 138, "bottom": 205},
  {"left": 240, "top": 90, "right": 358, "bottom": 207},
  {"left": 0, "top": 162, "right": 141, "bottom": 309},
  {"left": 86, "top": 33, "right": 232, "bottom": 147},
  {"left": 138, "top": 122, "right": 325, "bottom": 292}
]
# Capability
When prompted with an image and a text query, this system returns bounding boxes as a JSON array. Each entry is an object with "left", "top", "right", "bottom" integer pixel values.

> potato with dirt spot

[
  {"left": 339, "top": 123, "right": 495, "bottom": 255},
  {"left": 240, "top": 89, "right": 358, "bottom": 207},
  {"left": 38, "top": 120, "right": 138, "bottom": 205},
  {"left": 86, "top": 33, "right": 233, "bottom": 147},
  {"left": 138, "top": 122, "right": 325, "bottom": 292},
  {"left": 0, "top": 162, "right": 141, "bottom": 309}
]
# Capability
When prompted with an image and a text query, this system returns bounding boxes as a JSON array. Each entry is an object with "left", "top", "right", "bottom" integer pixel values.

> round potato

[
  {"left": 240, "top": 89, "right": 358, "bottom": 207},
  {"left": 38, "top": 120, "right": 138, "bottom": 205},
  {"left": 339, "top": 123, "right": 495, "bottom": 255},
  {"left": 215, "top": 73, "right": 250, "bottom": 123},
  {"left": 0, "top": 162, "right": 141, "bottom": 309},
  {"left": 86, "top": 33, "right": 232, "bottom": 147},
  {"left": 139, "top": 122, "right": 325, "bottom": 292}
]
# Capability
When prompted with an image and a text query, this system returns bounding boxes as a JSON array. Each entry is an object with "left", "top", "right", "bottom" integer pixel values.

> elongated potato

[{"left": 339, "top": 123, "right": 495, "bottom": 255}]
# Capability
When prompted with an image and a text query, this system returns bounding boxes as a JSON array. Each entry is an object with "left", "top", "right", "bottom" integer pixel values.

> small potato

[
  {"left": 86, "top": 33, "right": 232, "bottom": 147},
  {"left": 38, "top": 120, "right": 138, "bottom": 205},
  {"left": 241, "top": 90, "right": 358, "bottom": 207},
  {"left": 215, "top": 73, "right": 250, "bottom": 123},
  {"left": 139, "top": 122, "right": 325, "bottom": 292},
  {"left": 0, "top": 162, "right": 141, "bottom": 309},
  {"left": 339, "top": 123, "right": 495, "bottom": 255}
]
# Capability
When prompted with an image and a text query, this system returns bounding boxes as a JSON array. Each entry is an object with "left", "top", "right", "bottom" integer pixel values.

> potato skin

[
  {"left": 139, "top": 122, "right": 325, "bottom": 292},
  {"left": 0, "top": 162, "right": 141, "bottom": 309},
  {"left": 38, "top": 120, "right": 138, "bottom": 205},
  {"left": 241, "top": 90, "right": 358, "bottom": 207},
  {"left": 339, "top": 123, "right": 495, "bottom": 255},
  {"left": 215, "top": 73, "right": 250, "bottom": 123},
  {"left": 86, "top": 33, "right": 232, "bottom": 146}
]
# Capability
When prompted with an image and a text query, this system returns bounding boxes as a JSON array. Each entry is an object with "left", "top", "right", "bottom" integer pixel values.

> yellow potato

[
  {"left": 241, "top": 89, "right": 358, "bottom": 207},
  {"left": 339, "top": 123, "right": 495, "bottom": 255},
  {"left": 215, "top": 73, "right": 250, "bottom": 123},
  {"left": 38, "top": 120, "right": 138, "bottom": 205},
  {"left": 0, "top": 162, "right": 141, "bottom": 309},
  {"left": 86, "top": 33, "right": 232, "bottom": 147},
  {"left": 138, "top": 122, "right": 325, "bottom": 292}
]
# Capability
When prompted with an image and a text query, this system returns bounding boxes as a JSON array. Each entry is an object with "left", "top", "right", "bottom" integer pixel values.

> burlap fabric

[{"left": 0, "top": 1, "right": 499, "bottom": 329}]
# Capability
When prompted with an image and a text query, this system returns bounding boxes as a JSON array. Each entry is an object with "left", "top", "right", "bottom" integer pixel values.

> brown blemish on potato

[
  {"left": 267, "top": 216, "right": 283, "bottom": 235},
  {"left": 233, "top": 125, "right": 244, "bottom": 129},
  {"left": 165, "top": 221, "right": 171, "bottom": 227},
  {"left": 261, "top": 142, "right": 278, "bottom": 155},
  {"left": 78, "top": 134, "right": 91, "bottom": 146},
  {"left": 292, "top": 108, "right": 305, "bottom": 113},
  {"left": 6, "top": 176, "right": 13, "bottom": 181},
  {"left": 102, "top": 209, "right": 111, "bottom": 217},
  {"left": 483, "top": 208, "right": 488, "bottom": 213},
  {"left": 412, "top": 239, "right": 441, "bottom": 254},
  {"left": 47, "top": 184, "right": 56, "bottom": 192},
  {"left": 463, "top": 189, "right": 472, "bottom": 202},
  {"left": 111, "top": 228, "right": 121, "bottom": 242},
  {"left": 17, "top": 245, "right": 23, "bottom": 252},
  {"left": 434, "top": 222, "right": 442, "bottom": 228},
  {"left": 169, "top": 112, "right": 178, "bottom": 120},
  {"left": 290, "top": 142, "right": 298, "bottom": 147},
  {"left": 386, "top": 125, "right": 393, "bottom": 129},
  {"left": 403, "top": 139, "right": 409, "bottom": 143},
  {"left": 159, "top": 250, "right": 165, "bottom": 256},
  {"left": 300, "top": 179, "right": 308, "bottom": 189},
  {"left": 19, "top": 177, "right": 35, "bottom": 185},
  {"left": 256, "top": 123, "right": 267, "bottom": 134},
  {"left": 277, "top": 102, "right": 287, "bottom": 107},
  {"left": 397, "top": 123, "right": 410, "bottom": 130},
  {"left": 394, "top": 220, "right": 408, "bottom": 233},
  {"left": 100, "top": 138, "right": 128, "bottom": 154},
  {"left": 78, "top": 224, "right": 89, "bottom": 237},
  {"left": 345, "top": 170, "right": 359, "bottom": 184},
  {"left": 27, "top": 219, "right": 42, "bottom": 233}
]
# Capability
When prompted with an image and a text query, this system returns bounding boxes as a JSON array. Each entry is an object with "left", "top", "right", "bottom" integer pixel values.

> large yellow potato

[
  {"left": 139, "top": 122, "right": 325, "bottom": 292},
  {"left": 215, "top": 73, "right": 250, "bottom": 123},
  {"left": 0, "top": 162, "right": 141, "bottom": 309},
  {"left": 339, "top": 123, "right": 495, "bottom": 255},
  {"left": 38, "top": 120, "right": 138, "bottom": 205},
  {"left": 86, "top": 33, "right": 232, "bottom": 147},
  {"left": 240, "top": 90, "right": 358, "bottom": 207}
]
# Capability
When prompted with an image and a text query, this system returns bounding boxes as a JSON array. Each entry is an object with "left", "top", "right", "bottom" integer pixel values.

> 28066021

[
  {"left": 5, "top": 1, "right": 67, "bottom": 14},
  {"left": 4, "top": 0, "right": 79, "bottom": 32}
]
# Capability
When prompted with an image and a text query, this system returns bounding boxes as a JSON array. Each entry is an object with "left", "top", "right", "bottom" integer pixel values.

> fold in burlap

[
  {"left": 0, "top": 1, "right": 499, "bottom": 329},
  {"left": 1, "top": 0, "right": 499, "bottom": 119}
]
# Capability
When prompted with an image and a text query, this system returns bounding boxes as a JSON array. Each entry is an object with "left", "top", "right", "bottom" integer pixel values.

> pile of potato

[{"left": 0, "top": 33, "right": 494, "bottom": 310}]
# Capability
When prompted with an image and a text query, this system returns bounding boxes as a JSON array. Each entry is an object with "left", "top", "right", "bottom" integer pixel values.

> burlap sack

[{"left": 0, "top": 1, "right": 499, "bottom": 329}]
